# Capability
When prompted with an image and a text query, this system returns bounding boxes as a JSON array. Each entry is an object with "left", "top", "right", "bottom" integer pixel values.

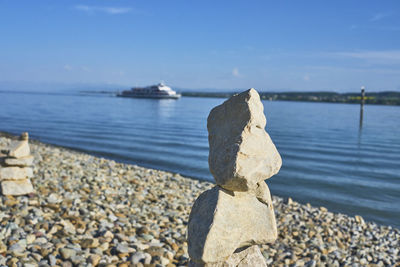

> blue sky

[{"left": 0, "top": 0, "right": 399, "bottom": 91}]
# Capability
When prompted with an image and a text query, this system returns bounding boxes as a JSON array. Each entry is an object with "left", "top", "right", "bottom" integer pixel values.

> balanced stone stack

[
  {"left": 0, "top": 132, "right": 34, "bottom": 195},
  {"left": 188, "top": 89, "right": 282, "bottom": 266}
]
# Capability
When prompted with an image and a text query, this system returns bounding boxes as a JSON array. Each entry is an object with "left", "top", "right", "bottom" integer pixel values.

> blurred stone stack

[
  {"left": 0, "top": 132, "right": 34, "bottom": 195},
  {"left": 188, "top": 89, "right": 282, "bottom": 266}
]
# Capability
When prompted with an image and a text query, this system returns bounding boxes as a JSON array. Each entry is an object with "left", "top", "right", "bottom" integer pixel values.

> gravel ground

[{"left": 0, "top": 134, "right": 399, "bottom": 267}]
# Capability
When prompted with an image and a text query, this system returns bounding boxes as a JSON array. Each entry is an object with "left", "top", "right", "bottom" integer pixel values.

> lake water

[{"left": 1, "top": 90, "right": 399, "bottom": 228}]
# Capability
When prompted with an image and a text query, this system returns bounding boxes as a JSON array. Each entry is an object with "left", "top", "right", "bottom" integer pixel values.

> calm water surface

[{"left": 1, "top": 91, "right": 399, "bottom": 227}]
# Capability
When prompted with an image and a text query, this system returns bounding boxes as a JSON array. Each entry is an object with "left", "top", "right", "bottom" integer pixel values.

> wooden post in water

[
  {"left": 361, "top": 86, "right": 365, "bottom": 108},
  {"left": 359, "top": 86, "right": 365, "bottom": 129}
]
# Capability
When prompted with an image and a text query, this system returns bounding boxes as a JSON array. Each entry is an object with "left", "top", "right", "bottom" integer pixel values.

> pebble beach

[{"left": 0, "top": 133, "right": 399, "bottom": 267}]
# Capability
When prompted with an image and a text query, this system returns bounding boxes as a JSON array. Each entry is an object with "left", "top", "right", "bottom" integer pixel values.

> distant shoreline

[
  {"left": 181, "top": 91, "right": 400, "bottom": 106},
  {"left": 2, "top": 89, "right": 400, "bottom": 106}
]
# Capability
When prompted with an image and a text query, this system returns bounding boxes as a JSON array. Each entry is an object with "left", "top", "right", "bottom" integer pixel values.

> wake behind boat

[{"left": 117, "top": 83, "right": 181, "bottom": 99}]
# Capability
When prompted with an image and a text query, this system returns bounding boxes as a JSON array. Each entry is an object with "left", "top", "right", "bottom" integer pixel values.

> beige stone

[
  {"left": 231, "top": 245, "right": 267, "bottom": 267},
  {"left": 188, "top": 89, "right": 280, "bottom": 265},
  {"left": 1, "top": 179, "right": 34, "bottom": 195},
  {"left": 4, "top": 155, "right": 34, "bottom": 167},
  {"left": 189, "top": 245, "right": 267, "bottom": 267},
  {"left": 188, "top": 185, "right": 277, "bottom": 264},
  {"left": 253, "top": 180, "right": 273, "bottom": 206},
  {"left": 0, "top": 167, "right": 33, "bottom": 180},
  {"left": 5, "top": 140, "right": 30, "bottom": 158},
  {"left": 207, "top": 89, "right": 282, "bottom": 192}
]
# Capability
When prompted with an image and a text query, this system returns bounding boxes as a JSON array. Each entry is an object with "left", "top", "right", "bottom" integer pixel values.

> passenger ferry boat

[{"left": 117, "top": 83, "right": 181, "bottom": 99}]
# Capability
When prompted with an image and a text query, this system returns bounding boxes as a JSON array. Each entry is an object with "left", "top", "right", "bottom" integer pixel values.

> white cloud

[
  {"left": 75, "top": 5, "right": 132, "bottom": 15},
  {"left": 64, "top": 64, "right": 72, "bottom": 71},
  {"left": 370, "top": 13, "right": 390, "bottom": 22},
  {"left": 103, "top": 7, "right": 132, "bottom": 15},
  {"left": 75, "top": 5, "right": 90, "bottom": 12},
  {"left": 232, "top": 67, "right": 240, "bottom": 77},
  {"left": 303, "top": 74, "right": 310, "bottom": 81}
]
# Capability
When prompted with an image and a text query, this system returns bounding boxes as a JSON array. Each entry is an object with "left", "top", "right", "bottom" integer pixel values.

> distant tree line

[{"left": 181, "top": 91, "right": 400, "bottom": 106}]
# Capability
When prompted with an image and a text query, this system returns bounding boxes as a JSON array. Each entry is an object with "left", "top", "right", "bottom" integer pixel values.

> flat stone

[
  {"left": 88, "top": 254, "right": 102, "bottom": 266},
  {"left": 160, "top": 256, "right": 170, "bottom": 266},
  {"left": 1, "top": 179, "right": 34, "bottom": 195},
  {"left": 143, "top": 253, "right": 152, "bottom": 264},
  {"left": 59, "top": 220, "right": 76, "bottom": 235},
  {"left": 188, "top": 185, "right": 277, "bottom": 264},
  {"left": 4, "top": 155, "right": 34, "bottom": 167},
  {"left": 189, "top": 245, "right": 267, "bottom": 267},
  {"left": 141, "top": 234, "right": 153, "bottom": 241},
  {"left": 207, "top": 89, "right": 282, "bottom": 191},
  {"left": 9, "top": 243, "right": 24, "bottom": 254},
  {"left": 145, "top": 246, "right": 164, "bottom": 257},
  {"left": 0, "top": 167, "right": 33, "bottom": 180},
  {"left": 80, "top": 238, "right": 99, "bottom": 249},
  {"left": 116, "top": 243, "right": 134, "bottom": 253},
  {"left": 4, "top": 140, "right": 30, "bottom": 158},
  {"left": 48, "top": 254, "right": 57, "bottom": 266},
  {"left": 131, "top": 252, "right": 146, "bottom": 264},
  {"left": 47, "top": 193, "right": 62, "bottom": 204},
  {"left": 59, "top": 248, "right": 76, "bottom": 260}
]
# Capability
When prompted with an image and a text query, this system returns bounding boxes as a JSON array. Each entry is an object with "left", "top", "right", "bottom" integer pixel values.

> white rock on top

[
  {"left": 1, "top": 179, "right": 34, "bottom": 196},
  {"left": 207, "top": 88, "right": 282, "bottom": 192},
  {"left": 0, "top": 167, "right": 33, "bottom": 180},
  {"left": 188, "top": 184, "right": 277, "bottom": 264},
  {"left": 19, "top": 132, "right": 29, "bottom": 141}
]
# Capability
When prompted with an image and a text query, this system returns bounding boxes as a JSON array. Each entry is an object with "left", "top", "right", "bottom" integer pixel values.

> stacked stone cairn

[
  {"left": 188, "top": 89, "right": 282, "bottom": 266},
  {"left": 0, "top": 132, "right": 34, "bottom": 195}
]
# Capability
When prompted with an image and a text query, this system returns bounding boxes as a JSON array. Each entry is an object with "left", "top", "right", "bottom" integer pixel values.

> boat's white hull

[{"left": 117, "top": 93, "right": 181, "bottom": 99}]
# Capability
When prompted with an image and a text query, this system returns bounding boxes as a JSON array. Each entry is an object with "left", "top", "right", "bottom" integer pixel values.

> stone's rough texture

[
  {"left": 189, "top": 246, "right": 268, "bottom": 267},
  {"left": 207, "top": 89, "right": 282, "bottom": 192},
  {"left": 0, "top": 167, "right": 33, "bottom": 180},
  {"left": 1, "top": 179, "right": 34, "bottom": 195},
  {"left": 188, "top": 185, "right": 277, "bottom": 263},
  {"left": 253, "top": 180, "right": 273, "bottom": 206},
  {"left": 5, "top": 140, "right": 30, "bottom": 158},
  {"left": 189, "top": 89, "right": 280, "bottom": 266},
  {"left": 230, "top": 246, "right": 268, "bottom": 267},
  {"left": 4, "top": 155, "right": 34, "bottom": 167}
]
